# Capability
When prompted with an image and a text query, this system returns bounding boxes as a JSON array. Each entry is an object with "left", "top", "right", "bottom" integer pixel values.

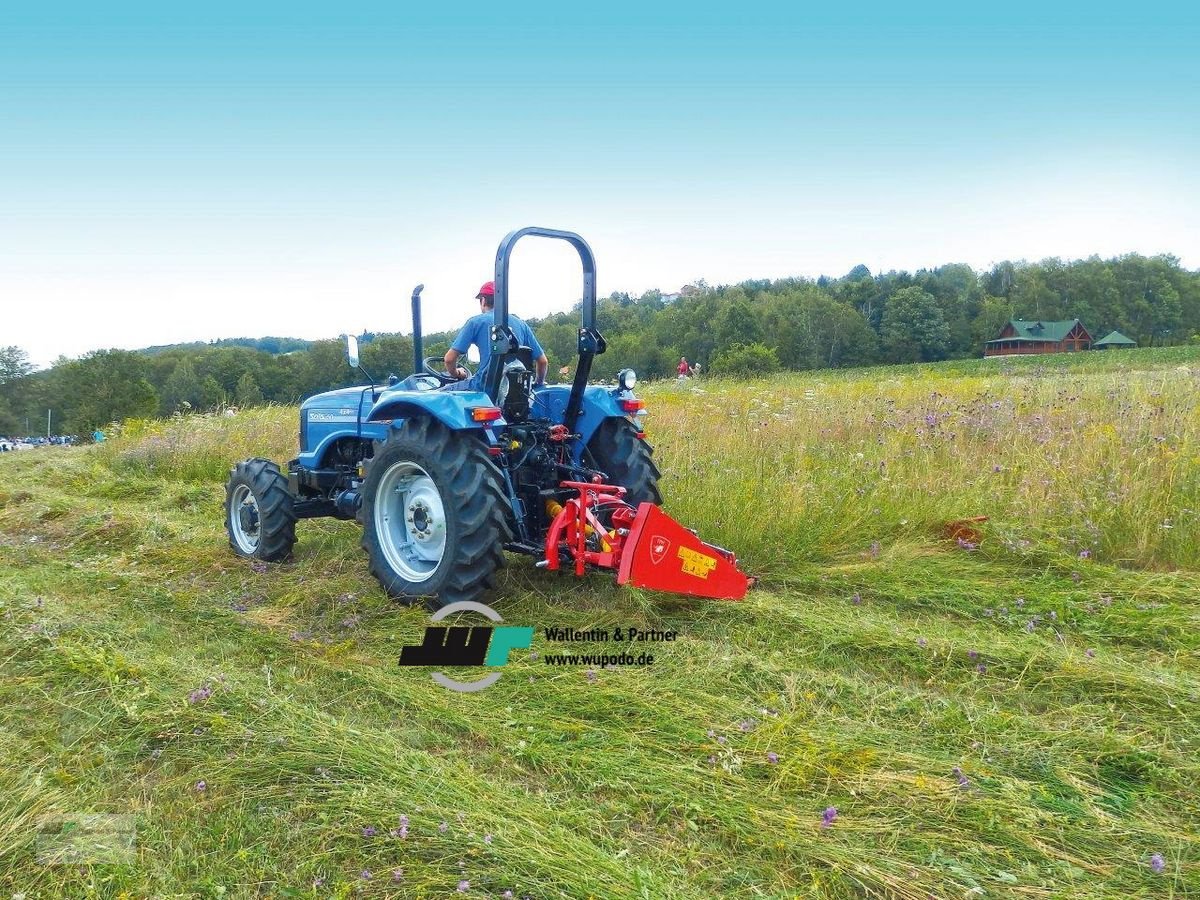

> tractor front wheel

[
  {"left": 359, "top": 418, "right": 511, "bottom": 610},
  {"left": 586, "top": 417, "right": 663, "bottom": 507},
  {"left": 225, "top": 458, "right": 298, "bottom": 561}
]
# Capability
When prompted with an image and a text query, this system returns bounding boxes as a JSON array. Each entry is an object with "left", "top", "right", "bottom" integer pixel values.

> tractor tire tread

[
  {"left": 587, "top": 418, "right": 663, "bottom": 507},
  {"left": 225, "top": 457, "right": 297, "bottom": 562},
  {"left": 359, "top": 418, "right": 511, "bottom": 610}
]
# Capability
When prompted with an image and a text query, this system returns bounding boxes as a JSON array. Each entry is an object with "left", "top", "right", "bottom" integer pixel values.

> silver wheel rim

[
  {"left": 230, "top": 484, "right": 261, "bottom": 554},
  {"left": 374, "top": 460, "right": 447, "bottom": 583}
]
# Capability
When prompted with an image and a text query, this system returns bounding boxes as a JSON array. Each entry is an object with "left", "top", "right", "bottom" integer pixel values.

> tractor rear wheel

[
  {"left": 225, "top": 458, "right": 297, "bottom": 561},
  {"left": 359, "top": 417, "right": 511, "bottom": 610},
  {"left": 586, "top": 417, "right": 663, "bottom": 506}
]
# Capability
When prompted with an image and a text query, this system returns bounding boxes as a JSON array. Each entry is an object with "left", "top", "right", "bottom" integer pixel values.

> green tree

[
  {"left": 161, "top": 359, "right": 202, "bottom": 413},
  {"left": 711, "top": 342, "right": 780, "bottom": 377},
  {"left": 714, "top": 295, "right": 763, "bottom": 349},
  {"left": 201, "top": 375, "right": 226, "bottom": 408},
  {"left": 56, "top": 350, "right": 159, "bottom": 431},
  {"left": 0, "top": 346, "right": 33, "bottom": 384},
  {"left": 235, "top": 372, "right": 264, "bottom": 406},
  {"left": 880, "top": 287, "right": 951, "bottom": 363}
]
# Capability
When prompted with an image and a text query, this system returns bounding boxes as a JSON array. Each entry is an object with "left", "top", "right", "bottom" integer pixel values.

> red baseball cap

[{"left": 476, "top": 281, "right": 495, "bottom": 299}]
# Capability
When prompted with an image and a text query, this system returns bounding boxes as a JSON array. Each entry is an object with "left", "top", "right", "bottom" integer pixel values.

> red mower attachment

[{"left": 544, "top": 481, "right": 752, "bottom": 601}]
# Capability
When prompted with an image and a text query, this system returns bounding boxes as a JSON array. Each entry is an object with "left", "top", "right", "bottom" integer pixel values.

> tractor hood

[{"left": 297, "top": 386, "right": 367, "bottom": 424}]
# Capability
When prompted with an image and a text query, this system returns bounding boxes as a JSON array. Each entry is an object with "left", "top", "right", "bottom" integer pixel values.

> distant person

[
  {"left": 689, "top": 361, "right": 702, "bottom": 378},
  {"left": 444, "top": 280, "right": 548, "bottom": 391},
  {"left": 92, "top": 428, "right": 105, "bottom": 443},
  {"left": 677, "top": 356, "right": 690, "bottom": 380}
]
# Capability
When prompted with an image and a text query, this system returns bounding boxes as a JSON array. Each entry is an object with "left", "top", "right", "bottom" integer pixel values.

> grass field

[{"left": 2, "top": 346, "right": 1198, "bottom": 898}]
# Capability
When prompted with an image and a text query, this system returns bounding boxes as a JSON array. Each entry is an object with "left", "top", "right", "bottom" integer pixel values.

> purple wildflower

[
  {"left": 739, "top": 719, "right": 754, "bottom": 732},
  {"left": 360, "top": 869, "right": 372, "bottom": 880},
  {"left": 399, "top": 813, "right": 409, "bottom": 827},
  {"left": 1086, "top": 648, "right": 1096, "bottom": 658},
  {"left": 851, "top": 592, "right": 862, "bottom": 606},
  {"left": 869, "top": 541, "right": 881, "bottom": 557},
  {"left": 1015, "top": 597, "right": 1025, "bottom": 607},
  {"left": 917, "top": 637, "right": 928, "bottom": 648},
  {"left": 362, "top": 826, "right": 376, "bottom": 837},
  {"left": 194, "top": 780, "right": 207, "bottom": 792},
  {"left": 821, "top": 806, "right": 838, "bottom": 828},
  {"left": 439, "top": 820, "right": 449, "bottom": 833},
  {"left": 503, "top": 892, "right": 515, "bottom": 900},
  {"left": 952, "top": 766, "right": 970, "bottom": 788},
  {"left": 392, "top": 869, "right": 405, "bottom": 882},
  {"left": 716, "top": 735, "right": 727, "bottom": 745},
  {"left": 1150, "top": 853, "right": 1166, "bottom": 874},
  {"left": 956, "top": 537, "right": 977, "bottom": 551},
  {"left": 767, "top": 752, "right": 779, "bottom": 764},
  {"left": 707, "top": 754, "right": 717, "bottom": 765},
  {"left": 967, "top": 649, "right": 979, "bottom": 661},
  {"left": 187, "top": 686, "right": 212, "bottom": 704},
  {"left": 1025, "top": 619, "right": 1037, "bottom": 633},
  {"left": 976, "top": 664, "right": 987, "bottom": 674},
  {"left": 484, "top": 833, "right": 493, "bottom": 844},
  {"left": 586, "top": 669, "right": 597, "bottom": 683},
  {"left": 457, "top": 880, "right": 470, "bottom": 892},
  {"left": 1078, "top": 549, "right": 1091, "bottom": 559},
  {"left": 992, "top": 464, "right": 1002, "bottom": 473}
]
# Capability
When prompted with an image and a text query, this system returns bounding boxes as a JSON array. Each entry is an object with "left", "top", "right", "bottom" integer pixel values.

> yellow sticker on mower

[{"left": 677, "top": 546, "right": 718, "bottom": 579}]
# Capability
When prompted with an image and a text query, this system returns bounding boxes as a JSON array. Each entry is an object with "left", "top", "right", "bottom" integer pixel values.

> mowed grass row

[{"left": 1, "top": 346, "right": 1198, "bottom": 898}]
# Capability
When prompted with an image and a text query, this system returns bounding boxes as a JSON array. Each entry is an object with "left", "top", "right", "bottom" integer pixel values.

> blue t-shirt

[{"left": 451, "top": 312, "right": 544, "bottom": 390}]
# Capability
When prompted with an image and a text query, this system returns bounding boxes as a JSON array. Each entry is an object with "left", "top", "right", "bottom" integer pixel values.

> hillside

[
  {"left": 1, "top": 349, "right": 1197, "bottom": 897},
  {"left": 4, "top": 251, "right": 1199, "bottom": 437}
]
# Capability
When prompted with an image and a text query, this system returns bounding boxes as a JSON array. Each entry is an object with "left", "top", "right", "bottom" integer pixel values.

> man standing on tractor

[{"left": 443, "top": 280, "right": 548, "bottom": 390}]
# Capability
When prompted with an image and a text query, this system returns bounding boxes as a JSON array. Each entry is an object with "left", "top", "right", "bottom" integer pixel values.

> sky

[{"left": 2, "top": 1, "right": 1198, "bottom": 367}]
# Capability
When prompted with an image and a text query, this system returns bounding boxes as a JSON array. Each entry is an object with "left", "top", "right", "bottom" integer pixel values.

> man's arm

[
  {"left": 445, "top": 321, "right": 478, "bottom": 379},
  {"left": 443, "top": 348, "right": 469, "bottom": 380},
  {"left": 525, "top": 328, "right": 548, "bottom": 385}
]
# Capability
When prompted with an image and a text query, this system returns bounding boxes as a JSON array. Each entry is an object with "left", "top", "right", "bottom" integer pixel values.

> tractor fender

[
  {"left": 532, "top": 385, "right": 632, "bottom": 463},
  {"left": 366, "top": 389, "right": 502, "bottom": 431}
]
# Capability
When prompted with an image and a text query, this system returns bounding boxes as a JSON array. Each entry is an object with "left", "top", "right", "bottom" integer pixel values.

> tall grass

[
  {"left": 649, "top": 358, "right": 1200, "bottom": 572},
  {"left": 2, "top": 346, "right": 1196, "bottom": 897},
  {"left": 92, "top": 406, "right": 298, "bottom": 483}
]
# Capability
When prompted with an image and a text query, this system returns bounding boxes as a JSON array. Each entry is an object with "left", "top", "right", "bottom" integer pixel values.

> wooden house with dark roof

[{"left": 984, "top": 319, "right": 1092, "bottom": 357}]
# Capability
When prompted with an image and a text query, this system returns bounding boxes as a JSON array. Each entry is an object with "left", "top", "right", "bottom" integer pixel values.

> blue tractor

[{"left": 224, "top": 228, "right": 750, "bottom": 608}]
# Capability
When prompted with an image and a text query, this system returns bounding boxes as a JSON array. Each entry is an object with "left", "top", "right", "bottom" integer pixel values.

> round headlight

[{"left": 618, "top": 368, "right": 637, "bottom": 391}]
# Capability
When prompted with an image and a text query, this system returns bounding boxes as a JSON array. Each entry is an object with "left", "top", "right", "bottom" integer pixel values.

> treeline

[
  {"left": 2, "top": 252, "right": 1197, "bottom": 434},
  {"left": 139, "top": 335, "right": 315, "bottom": 355}
]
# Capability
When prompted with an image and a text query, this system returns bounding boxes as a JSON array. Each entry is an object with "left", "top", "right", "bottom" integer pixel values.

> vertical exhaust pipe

[{"left": 411, "top": 284, "right": 424, "bottom": 374}]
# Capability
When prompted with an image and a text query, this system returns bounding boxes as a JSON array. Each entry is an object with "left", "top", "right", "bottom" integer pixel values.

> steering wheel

[{"left": 423, "top": 355, "right": 474, "bottom": 385}]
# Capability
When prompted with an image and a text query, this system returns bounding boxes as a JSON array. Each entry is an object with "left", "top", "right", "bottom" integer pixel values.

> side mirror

[{"left": 345, "top": 334, "right": 360, "bottom": 369}]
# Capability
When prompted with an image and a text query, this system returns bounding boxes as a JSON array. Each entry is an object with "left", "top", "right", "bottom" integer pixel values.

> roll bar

[
  {"left": 492, "top": 226, "right": 597, "bottom": 331},
  {"left": 486, "top": 228, "right": 605, "bottom": 431}
]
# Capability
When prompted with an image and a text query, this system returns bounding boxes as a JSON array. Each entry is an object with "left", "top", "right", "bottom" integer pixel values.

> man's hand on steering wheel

[{"left": 423, "top": 355, "right": 473, "bottom": 385}]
